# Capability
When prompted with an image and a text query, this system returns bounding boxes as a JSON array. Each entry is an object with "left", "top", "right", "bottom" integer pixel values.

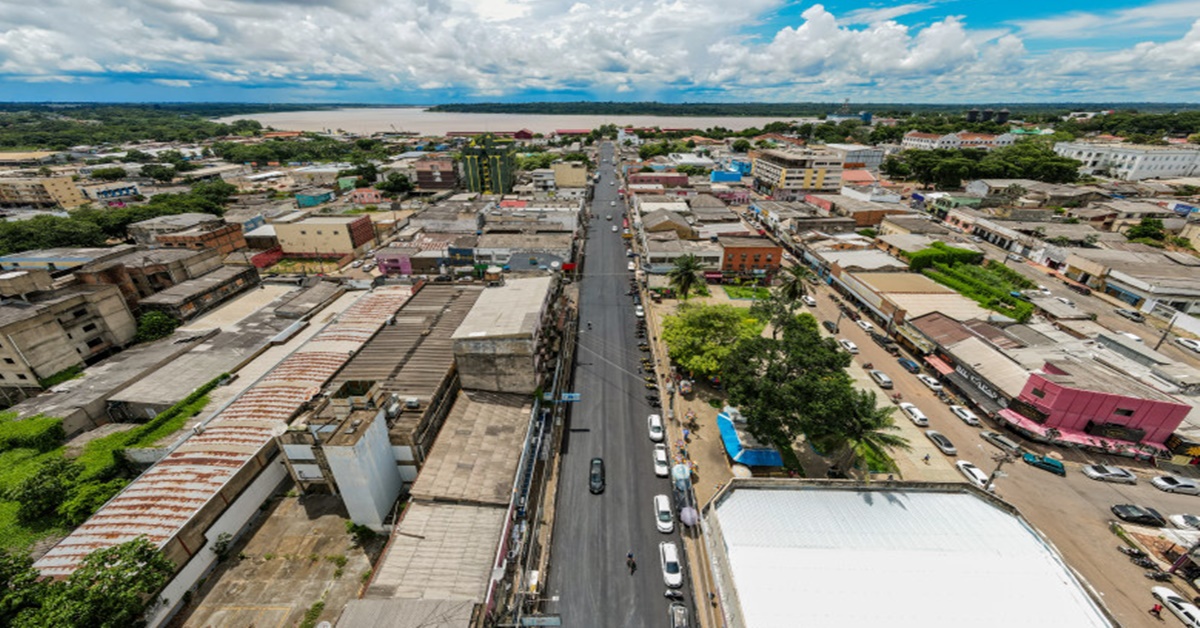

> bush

[
  {"left": 8, "top": 458, "right": 78, "bottom": 524},
  {"left": 38, "top": 365, "right": 83, "bottom": 389},
  {"left": 907, "top": 241, "right": 984, "bottom": 271},
  {"left": 0, "top": 414, "right": 64, "bottom": 453},
  {"left": 135, "top": 311, "right": 179, "bottom": 343}
]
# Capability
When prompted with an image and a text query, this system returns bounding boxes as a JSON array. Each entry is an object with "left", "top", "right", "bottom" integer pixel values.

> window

[
  {"left": 1114, "top": 408, "right": 1134, "bottom": 417},
  {"left": 82, "top": 323, "right": 97, "bottom": 333},
  {"left": 1031, "top": 388, "right": 1045, "bottom": 398},
  {"left": 17, "top": 374, "right": 26, "bottom": 380},
  {"left": 72, "top": 308, "right": 87, "bottom": 318},
  {"left": 86, "top": 337, "right": 104, "bottom": 349},
  {"left": 2, "top": 358, "right": 12, "bottom": 365}
]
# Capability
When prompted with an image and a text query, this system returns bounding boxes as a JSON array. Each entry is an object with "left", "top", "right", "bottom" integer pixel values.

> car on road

[
  {"left": 1170, "top": 513, "right": 1200, "bottom": 531},
  {"left": 925, "top": 430, "right": 956, "bottom": 455},
  {"left": 897, "top": 358, "right": 921, "bottom": 374},
  {"left": 802, "top": 295, "right": 817, "bottom": 307},
  {"left": 589, "top": 458, "right": 605, "bottom": 494},
  {"left": 1152, "top": 586, "right": 1200, "bottom": 627},
  {"left": 1153, "top": 475, "right": 1200, "bottom": 495},
  {"left": 351, "top": 260, "right": 364, "bottom": 268},
  {"left": 838, "top": 339, "right": 859, "bottom": 354},
  {"left": 610, "top": 180, "right": 615, "bottom": 185},
  {"left": 659, "top": 542, "right": 683, "bottom": 588},
  {"left": 822, "top": 320, "right": 839, "bottom": 334},
  {"left": 868, "top": 370, "right": 893, "bottom": 389},
  {"left": 610, "top": 200, "right": 616, "bottom": 207},
  {"left": 606, "top": 214, "right": 612, "bottom": 220},
  {"left": 916, "top": 374, "right": 943, "bottom": 392},
  {"left": 1036, "top": 285, "right": 1052, "bottom": 296},
  {"left": 1082, "top": 464, "right": 1137, "bottom": 485},
  {"left": 898, "top": 402, "right": 929, "bottom": 427},
  {"left": 635, "top": 305, "right": 645, "bottom": 318},
  {"left": 654, "top": 494, "right": 674, "bottom": 533},
  {"left": 1118, "top": 331, "right": 1144, "bottom": 343},
  {"left": 949, "top": 405, "right": 981, "bottom": 426},
  {"left": 1111, "top": 504, "right": 1166, "bottom": 527},
  {"left": 1176, "top": 337, "right": 1200, "bottom": 353},
  {"left": 1115, "top": 308, "right": 1145, "bottom": 322},
  {"left": 856, "top": 320, "right": 874, "bottom": 332},
  {"left": 668, "top": 602, "right": 690, "bottom": 628},
  {"left": 1065, "top": 281, "right": 1092, "bottom": 296},
  {"left": 956, "top": 460, "right": 992, "bottom": 491},
  {"left": 611, "top": 225, "right": 618, "bottom": 233},
  {"left": 653, "top": 444, "right": 670, "bottom": 477},
  {"left": 1006, "top": 253, "right": 1024, "bottom": 262},
  {"left": 1022, "top": 453, "right": 1066, "bottom": 476},
  {"left": 647, "top": 414, "right": 664, "bottom": 442},
  {"left": 980, "top": 430, "right": 1022, "bottom": 455},
  {"left": 363, "top": 262, "right": 376, "bottom": 271},
  {"left": 1053, "top": 296, "right": 1075, "bottom": 307}
]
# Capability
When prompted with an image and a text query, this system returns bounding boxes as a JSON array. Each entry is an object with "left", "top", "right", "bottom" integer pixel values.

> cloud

[
  {"left": 1013, "top": 0, "right": 1200, "bottom": 39},
  {"left": 152, "top": 78, "right": 193, "bottom": 87},
  {"left": 839, "top": 2, "right": 936, "bottom": 25}
]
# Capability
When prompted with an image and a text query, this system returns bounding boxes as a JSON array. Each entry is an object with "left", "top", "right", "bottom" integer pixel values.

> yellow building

[
  {"left": 552, "top": 161, "right": 589, "bottom": 188},
  {"left": 0, "top": 177, "right": 88, "bottom": 209},
  {"left": 750, "top": 149, "right": 843, "bottom": 201}
]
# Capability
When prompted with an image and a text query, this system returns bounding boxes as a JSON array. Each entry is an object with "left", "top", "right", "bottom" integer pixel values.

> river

[{"left": 214, "top": 107, "right": 810, "bottom": 136}]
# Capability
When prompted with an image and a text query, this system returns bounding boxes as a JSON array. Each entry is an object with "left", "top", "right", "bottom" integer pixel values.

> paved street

[{"left": 546, "top": 143, "right": 690, "bottom": 626}]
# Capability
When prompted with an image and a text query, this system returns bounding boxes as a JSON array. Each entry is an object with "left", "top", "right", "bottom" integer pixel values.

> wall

[
  {"left": 453, "top": 336, "right": 537, "bottom": 394},
  {"left": 1018, "top": 372, "right": 1190, "bottom": 445},
  {"left": 325, "top": 413, "right": 403, "bottom": 531}
]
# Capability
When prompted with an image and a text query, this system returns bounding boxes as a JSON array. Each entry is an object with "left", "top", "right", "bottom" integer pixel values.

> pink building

[
  {"left": 348, "top": 188, "right": 384, "bottom": 205},
  {"left": 1000, "top": 359, "right": 1190, "bottom": 448},
  {"left": 628, "top": 172, "right": 689, "bottom": 188}
]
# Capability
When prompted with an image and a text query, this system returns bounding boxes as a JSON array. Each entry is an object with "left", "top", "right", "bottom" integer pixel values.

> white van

[{"left": 628, "top": 261, "right": 636, "bottom": 272}]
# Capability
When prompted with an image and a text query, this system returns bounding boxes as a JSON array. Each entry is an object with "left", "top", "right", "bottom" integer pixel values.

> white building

[
  {"left": 530, "top": 168, "right": 556, "bottom": 192},
  {"left": 901, "top": 131, "right": 1016, "bottom": 151},
  {"left": 1053, "top": 142, "right": 1200, "bottom": 181},
  {"left": 824, "top": 143, "right": 886, "bottom": 170}
]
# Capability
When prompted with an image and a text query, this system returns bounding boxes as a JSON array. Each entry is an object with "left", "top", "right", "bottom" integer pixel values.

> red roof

[{"left": 555, "top": 129, "right": 591, "bottom": 135}]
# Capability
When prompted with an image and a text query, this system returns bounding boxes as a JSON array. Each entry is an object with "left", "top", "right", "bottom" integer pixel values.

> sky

[{"left": 0, "top": 0, "right": 1198, "bottom": 103}]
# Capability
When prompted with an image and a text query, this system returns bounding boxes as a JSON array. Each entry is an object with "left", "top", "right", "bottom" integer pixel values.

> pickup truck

[{"left": 1022, "top": 453, "right": 1066, "bottom": 476}]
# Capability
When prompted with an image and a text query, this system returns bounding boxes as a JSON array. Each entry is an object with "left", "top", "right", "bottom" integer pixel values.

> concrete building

[
  {"left": 275, "top": 215, "right": 376, "bottom": 257},
  {"left": 80, "top": 181, "right": 141, "bottom": 203},
  {"left": 835, "top": 271, "right": 990, "bottom": 326},
  {"left": 1080, "top": 199, "right": 1177, "bottom": 233},
  {"left": 0, "top": 245, "right": 135, "bottom": 274},
  {"left": 1063, "top": 247, "right": 1200, "bottom": 316},
  {"left": 965, "top": 179, "right": 1106, "bottom": 208},
  {"left": 824, "top": 143, "right": 885, "bottom": 170},
  {"left": 408, "top": 203, "right": 487, "bottom": 233},
  {"left": 138, "top": 265, "right": 261, "bottom": 321},
  {"left": 627, "top": 172, "right": 689, "bottom": 188},
  {"left": 529, "top": 169, "right": 555, "bottom": 192},
  {"left": 750, "top": 149, "right": 844, "bottom": 200},
  {"left": 641, "top": 209, "right": 696, "bottom": 240},
  {"left": 474, "top": 233, "right": 575, "bottom": 269},
  {"left": 128, "top": 213, "right": 225, "bottom": 246},
  {"left": 155, "top": 223, "right": 246, "bottom": 256},
  {"left": 295, "top": 187, "right": 335, "bottom": 208},
  {"left": 806, "top": 193, "right": 909, "bottom": 228},
  {"left": 462, "top": 134, "right": 517, "bottom": 194},
  {"left": 74, "top": 247, "right": 223, "bottom": 310},
  {"left": 0, "top": 176, "right": 88, "bottom": 209},
  {"left": 642, "top": 234, "right": 723, "bottom": 274},
  {"left": 452, "top": 276, "right": 556, "bottom": 394},
  {"left": 552, "top": 161, "right": 588, "bottom": 188},
  {"left": 415, "top": 158, "right": 458, "bottom": 191},
  {"left": 901, "top": 131, "right": 1016, "bottom": 151},
  {"left": 718, "top": 236, "right": 783, "bottom": 279},
  {"left": 348, "top": 187, "right": 384, "bottom": 205},
  {"left": 1054, "top": 142, "right": 1200, "bottom": 181},
  {"left": 879, "top": 214, "right": 951, "bottom": 236}
]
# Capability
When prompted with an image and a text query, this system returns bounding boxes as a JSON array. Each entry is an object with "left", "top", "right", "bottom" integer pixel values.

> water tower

[
  {"left": 966, "top": 108, "right": 980, "bottom": 123},
  {"left": 996, "top": 109, "right": 1010, "bottom": 124}
]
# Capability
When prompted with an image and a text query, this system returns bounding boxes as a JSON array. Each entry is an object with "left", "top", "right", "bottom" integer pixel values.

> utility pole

[
  {"left": 1154, "top": 311, "right": 1178, "bottom": 351},
  {"left": 987, "top": 451, "right": 1015, "bottom": 491}
]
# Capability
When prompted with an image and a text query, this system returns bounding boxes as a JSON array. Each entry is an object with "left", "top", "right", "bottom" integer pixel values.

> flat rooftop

[
  {"left": 853, "top": 271, "right": 955, "bottom": 294},
  {"left": 1042, "top": 357, "right": 1184, "bottom": 404},
  {"left": 708, "top": 483, "right": 1112, "bottom": 628},
  {"left": 451, "top": 276, "right": 553, "bottom": 340}
]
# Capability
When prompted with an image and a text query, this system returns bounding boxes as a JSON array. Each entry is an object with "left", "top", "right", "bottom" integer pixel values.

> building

[
  {"left": 824, "top": 143, "right": 885, "bottom": 170},
  {"left": 348, "top": 187, "right": 384, "bottom": 205},
  {"left": 80, "top": 181, "right": 141, "bottom": 203},
  {"left": 836, "top": 271, "right": 990, "bottom": 325},
  {"left": 529, "top": 168, "right": 556, "bottom": 192},
  {"left": 750, "top": 149, "right": 844, "bottom": 200},
  {"left": 1062, "top": 247, "right": 1200, "bottom": 315},
  {"left": 462, "top": 134, "right": 517, "bottom": 194},
  {"left": 155, "top": 223, "right": 246, "bottom": 256},
  {"left": 128, "top": 213, "right": 225, "bottom": 246},
  {"left": 414, "top": 158, "right": 458, "bottom": 191},
  {"left": 295, "top": 187, "right": 335, "bottom": 208},
  {"left": 642, "top": 235, "right": 723, "bottom": 274},
  {"left": 0, "top": 245, "right": 135, "bottom": 274},
  {"left": 0, "top": 177, "right": 88, "bottom": 209},
  {"left": 1053, "top": 142, "right": 1200, "bottom": 181},
  {"left": 627, "top": 172, "right": 689, "bottom": 188},
  {"left": 879, "top": 214, "right": 951, "bottom": 236},
  {"left": 474, "top": 233, "right": 575, "bottom": 269},
  {"left": 551, "top": 161, "right": 588, "bottom": 188},
  {"left": 901, "top": 131, "right": 1016, "bottom": 151},
  {"left": 806, "top": 193, "right": 909, "bottom": 228},
  {"left": 0, "top": 151, "right": 63, "bottom": 166},
  {"left": 275, "top": 215, "right": 376, "bottom": 257},
  {"left": 74, "top": 247, "right": 223, "bottom": 310},
  {"left": 965, "top": 179, "right": 1106, "bottom": 208},
  {"left": 451, "top": 276, "right": 556, "bottom": 394},
  {"left": 642, "top": 210, "right": 696, "bottom": 240},
  {"left": 718, "top": 236, "right": 782, "bottom": 279},
  {"left": 182, "top": 163, "right": 247, "bottom": 182},
  {"left": 138, "top": 265, "right": 261, "bottom": 321},
  {"left": 0, "top": 272, "right": 136, "bottom": 405}
]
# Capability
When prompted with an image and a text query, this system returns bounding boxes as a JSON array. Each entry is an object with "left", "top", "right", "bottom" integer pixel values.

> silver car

[
  {"left": 949, "top": 405, "right": 980, "bottom": 426},
  {"left": 1152, "top": 475, "right": 1200, "bottom": 495},
  {"left": 1082, "top": 464, "right": 1137, "bottom": 485},
  {"left": 925, "top": 430, "right": 957, "bottom": 456}
]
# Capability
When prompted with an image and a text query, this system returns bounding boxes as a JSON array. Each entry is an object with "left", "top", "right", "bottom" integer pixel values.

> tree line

[
  {"left": 0, "top": 105, "right": 275, "bottom": 150},
  {"left": 881, "top": 141, "right": 1082, "bottom": 189}
]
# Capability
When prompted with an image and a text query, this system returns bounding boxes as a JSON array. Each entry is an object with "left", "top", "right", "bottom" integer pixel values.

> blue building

[
  {"left": 710, "top": 170, "right": 742, "bottom": 183},
  {"left": 296, "top": 188, "right": 335, "bottom": 208}
]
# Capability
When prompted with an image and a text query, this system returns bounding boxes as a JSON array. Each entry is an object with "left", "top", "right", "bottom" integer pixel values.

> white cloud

[
  {"left": 839, "top": 2, "right": 936, "bottom": 25},
  {"left": 152, "top": 78, "right": 193, "bottom": 87},
  {"left": 1013, "top": 0, "right": 1200, "bottom": 40}
]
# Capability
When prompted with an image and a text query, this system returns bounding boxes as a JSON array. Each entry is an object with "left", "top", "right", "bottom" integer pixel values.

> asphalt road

[{"left": 546, "top": 142, "right": 689, "bottom": 626}]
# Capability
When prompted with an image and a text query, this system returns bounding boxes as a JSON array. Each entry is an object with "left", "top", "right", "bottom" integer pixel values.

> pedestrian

[
  {"left": 1150, "top": 603, "right": 1163, "bottom": 618},
  {"left": 923, "top": 454, "right": 931, "bottom": 464},
  {"left": 683, "top": 427, "right": 690, "bottom": 442}
]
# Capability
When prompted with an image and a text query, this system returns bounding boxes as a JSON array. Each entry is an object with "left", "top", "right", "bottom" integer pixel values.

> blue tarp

[{"left": 717, "top": 411, "right": 783, "bottom": 467}]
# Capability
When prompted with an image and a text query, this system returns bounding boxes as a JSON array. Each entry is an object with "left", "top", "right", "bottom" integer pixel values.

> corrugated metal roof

[{"left": 35, "top": 286, "right": 414, "bottom": 577}]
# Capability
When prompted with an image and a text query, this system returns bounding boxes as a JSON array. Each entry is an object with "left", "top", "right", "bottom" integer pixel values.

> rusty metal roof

[{"left": 35, "top": 286, "right": 414, "bottom": 577}]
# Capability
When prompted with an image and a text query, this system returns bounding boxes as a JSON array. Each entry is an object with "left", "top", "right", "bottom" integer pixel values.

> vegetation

[
  {"left": 209, "top": 136, "right": 389, "bottom": 166},
  {"left": 808, "top": 389, "right": 911, "bottom": 475},
  {"left": 722, "top": 285, "right": 770, "bottom": 300},
  {"left": 1125, "top": 217, "right": 1166, "bottom": 242},
  {"left": 922, "top": 261, "right": 1035, "bottom": 322},
  {"left": 907, "top": 241, "right": 985, "bottom": 271},
  {"left": 299, "top": 601, "right": 327, "bottom": 628},
  {"left": 135, "top": 312, "right": 180, "bottom": 343},
  {"left": 661, "top": 304, "right": 764, "bottom": 377},
  {"left": 666, "top": 254, "right": 704, "bottom": 300},
  {"left": 881, "top": 141, "right": 1083, "bottom": 188},
  {"left": 515, "top": 152, "right": 589, "bottom": 170}
]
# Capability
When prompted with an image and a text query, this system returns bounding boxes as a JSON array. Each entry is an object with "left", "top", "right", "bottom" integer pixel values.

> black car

[
  {"left": 1115, "top": 308, "right": 1145, "bottom": 323},
  {"left": 589, "top": 458, "right": 605, "bottom": 494},
  {"left": 822, "top": 320, "right": 839, "bottom": 334},
  {"left": 1111, "top": 504, "right": 1166, "bottom": 527}
]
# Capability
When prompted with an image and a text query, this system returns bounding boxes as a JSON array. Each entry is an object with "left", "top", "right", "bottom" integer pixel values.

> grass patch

[
  {"left": 269, "top": 258, "right": 339, "bottom": 274},
  {"left": 860, "top": 447, "right": 896, "bottom": 474},
  {"left": 299, "top": 601, "right": 326, "bottom": 628},
  {"left": 723, "top": 285, "right": 771, "bottom": 300},
  {"left": 38, "top": 365, "right": 84, "bottom": 389},
  {"left": 922, "top": 261, "right": 1034, "bottom": 322}
]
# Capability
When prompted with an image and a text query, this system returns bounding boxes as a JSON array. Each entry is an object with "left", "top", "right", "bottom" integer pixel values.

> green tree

[
  {"left": 89, "top": 167, "right": 127, "bottom": 182},
  {"left": 376, "top": 172, "right": 413, "bottom": 196},
  {"left": 661, "top": 304, "right": 764, "bottom": 377},
  {"left": 0, "top": 549, "right": 41, "bottom": 626},
  {"left": 775, "top": 265, "right": 809, "bottom": 309},
  {"left": 731, "top": 139, "right": 751, "bottom": 152},
  {"left": 1126, "top": 217, "right": 1166, "bottom": 241},
  {"left": 139, "top": 164, "right": 176, "bottom": 184},
  {"left": 8, "top": 458, "right": 78, "bottom": 524},
  {"left": 809, "top": 389, "right": 911, "bottom": 475},
  {"left": 667, "top": 254, "right": 704, "bottom": 300},
  {"left": 135, "top": 311, "right": 179, "bottom": 343}
]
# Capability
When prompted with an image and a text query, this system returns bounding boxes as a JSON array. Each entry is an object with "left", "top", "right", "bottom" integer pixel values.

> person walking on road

[
  {"left": 626, "top": 552, "right": 637, "bottom": 574},
  {"left": 1150, "top": 603, "right": 1163, "bottom": 619}
]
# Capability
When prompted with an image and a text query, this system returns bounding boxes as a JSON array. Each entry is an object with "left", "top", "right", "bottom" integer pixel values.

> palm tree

[
  {"left": 668, "top": 254, "right": 703, "bottom": 300},
  {"left": 775, "top": 264, "right": 809, "bottom": 309},
  {"left": 814, "top": 389, "right": 911, "bottom": 477}
]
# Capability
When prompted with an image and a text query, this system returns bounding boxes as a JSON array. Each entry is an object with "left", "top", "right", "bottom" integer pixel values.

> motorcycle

[
  {"left": 645, "top": 382, "right": 658, "bottom": 389},
  {"left": 1131, "top": 556, "right": 1157, "bottom": 569},
  {"left": 863, "top": 362, "right": 874, "bottom": 369},
  {"left": 647, "top": 398, "right": 662, "bottom": 408},
  {"left": 1146, "top": 571, "right": 1173, "bottom": 582},
  {"left": 1117, "top": 546, "right": 1146, "bottom": 558},
  {"left": 664, "top": 590, "right": 685, "bottom": 600}
]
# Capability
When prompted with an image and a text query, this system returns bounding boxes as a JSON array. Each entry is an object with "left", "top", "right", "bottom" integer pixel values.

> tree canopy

[
  {"left": 882, "top": 141, "right": 1082, "bottom": 189},
  {"left": 661, "top": 303, "right": 764, "bottom": 377}
]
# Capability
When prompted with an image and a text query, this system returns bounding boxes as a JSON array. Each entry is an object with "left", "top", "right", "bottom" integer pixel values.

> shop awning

[
  {"left": 944, "top": 369, "right": 1005, "bottom": 415},
  {"left": 924, "top": 355, "right": 954, "bottom": 376},
  {"left": 717, "top": 411, "right": 783, "bottom": 467}
]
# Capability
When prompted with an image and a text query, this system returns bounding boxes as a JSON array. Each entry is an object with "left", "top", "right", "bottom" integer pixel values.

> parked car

[
  {"left": 897, "top": 358, "right": 921, "bottom": 374},
  {"left": 949, "top": 405, "right": 981, "bottom": 426},
  {"left": 925, "top": 430, "right": 956, "bottom": 455},
  {"left": 801, "top": 295, "right": 817, "bottom": 307},
  {"left": 1152, "top": 586, "right": 1200, "bottom": 627},
  {"left": 1036, "top": 285, "right": 1052, "bottom": 296},
  {"left": 1053, "top": 296, "right": 1075, "bottom": 307},
  {"left": 1007, "top": 253, "right": 1024, "bottom": 262},
  {"left": 659, "top": 541, "right": 684, "bottom": 588},
  {"left": 351, "top": 260, "right": 364, "bottom": 268},
  {"left": 838, "top": 339, "right": 859, "bottom": 354},
  {"left": 956, "top": 460, "right": 992, "bottom": 491},
  {"left": 606, "top": 214, "right": 612, "bottom": 220},
  {"left": 1115, "top": 308, "right": 1145, "bottom": 322},
  {"left": 589, "top": 458, "right": 605, "bottom": 494},
  {"left": 647, "top": 414, "right": 664, "bottom": 442},
  {"left": 654, "top": 494, "right": 674, "bottom": 533},
  {"left": 610, "top": 200, "right": 616, "bottom": 207},
  {"left": 856, "top": 320, "right": 874, "bottom": 332},
  {"left": 668, "top": 602, "right": 691, "bottom": 628},
  {"left": 869, "top": 370, "right": 893, "bottom": 389},
  {"left": 635, "top": 305, "right": 645, "bottom": 318},
  {"left": 899, "top": 402, "right": 928, "bottom": 427},
  {"left": 916, "top": 374, "right": 943, "bottom": 392},
  {"left": 1082, "top": 464, "right": 1137, "bottom": 485},
  {"left": 611, "top": 225, "right": 618, "bottom": 233},
  {"left": 653, "top": 444, "right": 670, "bottom": 477},
  {"left": 1175, "top": 337, "right": 1200, "bottom": 353},
  {"left": 1171, "top": 513, "right": 1200, "bottom": 531},
  {"left": 1152, "top": 475, "right": 1200, "bottom": 495},
  {"left": 1022, "top": 453, "right": 1066, "bottom": 476},
  {"left": 1065, "top": 281, "right": 1092, "bottom": 296},
  {"left": 1111, "top": 504, "right": 1166, "bottom": 527},
  {"left": 822, "top": 320, "right": 839, "bottom": 334},
  {"left": 980, "top": 430, "right": 1022, "bottom": 455}
]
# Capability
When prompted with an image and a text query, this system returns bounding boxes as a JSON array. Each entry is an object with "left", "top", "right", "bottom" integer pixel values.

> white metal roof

[{"left": 711, "top": 486, "right": 1112, "bottom": 628}]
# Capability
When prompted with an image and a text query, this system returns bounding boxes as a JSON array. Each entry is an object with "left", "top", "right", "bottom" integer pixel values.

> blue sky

[{"left": 0, "top": 0, "right": 1198, "bottom": 103}]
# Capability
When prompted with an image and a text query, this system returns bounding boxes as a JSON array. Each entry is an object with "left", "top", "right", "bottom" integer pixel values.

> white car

[
  {"left": 635, "top": 305, "right": 645, "bottom": 318},
  {"left": 949, "top": 405, "right": 981, "bottom": 426},
  {"left": 1176, "top": 337, "right": 1200, "bottom": 353},
  {"left": 801, "top": 295, "right": 817, "bottom": 307},
  {"left": 351, "top": 259, "right": 364, "bottom": 268},
  {"left": 925, "top": 430, "right": 957, "bottom": 455},
  {"left": 1037, "top": 285, "right": 1052, "bottom": 296},
  {"left": 856, "top": 320, "right": 874, "bottom": 332},
  {"left": 1153, "top": 475, "right": 1200, "bottom": 495},
  {"left": 899, "top": 402, "right": 928, "bottom": 427},
  {"left": 647, "top": 414, "right": 664, "bottom": 442},
  {"left": 653, "top": 444, "right": 670, "bottom": 477},
  {"left": 654, "top": 494, "right": 674, "bottom": 533},
  {"left": 628, "top": 261, "right": 636, "bottom": 272},
  {"left": 916, "top": 374, "right": 943, "bottom": 392},
  {"left": 659, "top": 542, "right": 684, "bottom": 588},
  {"left": 1171, "top": 513, "right": 1200, "bottom": 531},
  {"left": 610, "top": 200, "right": 616, "bottom": 207},
  {"left": 1054, "top": 296, "right": 1075, "bottom": 307},
  {"left": 611, "top": 225, "right": 618, "bottom": 233},
  {"left": 1152, "top": 586, "right": 1200, "bottom": 627},
  {"left": 610, "top": 180, "right": 615, "bottom": 186},
  {"left": 1082, "top": 464, "right": 1138, "bottom": 485},
  {"left": 956, "top": 460, "right": 993, "bottom": 491},
  {"left": 1118, "top": 331, "right": 1144, "bottom": 343},
  {"left": 838, "top": 339, "right": 859, "bottom": 354}
]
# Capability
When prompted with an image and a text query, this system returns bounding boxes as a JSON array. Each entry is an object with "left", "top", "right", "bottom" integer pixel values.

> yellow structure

[
  {"left": 552, "top": 161, "right": 589, "bottom": 188},
  {"left": 0, "top": 177, "right": 88, "bottom": 209}
]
